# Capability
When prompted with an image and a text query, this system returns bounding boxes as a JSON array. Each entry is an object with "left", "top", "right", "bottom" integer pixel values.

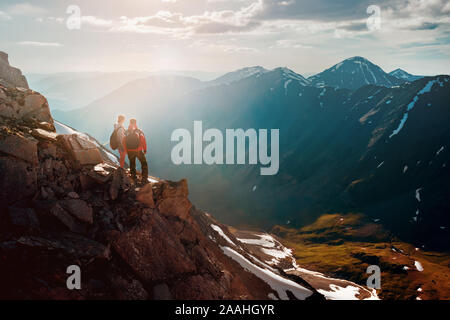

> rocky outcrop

[
  {"left": 0, "top": 81, "right": 323, "bottom": 300},
  {"left": 0, "top": 52, "right": 29, "bottom": 89}
]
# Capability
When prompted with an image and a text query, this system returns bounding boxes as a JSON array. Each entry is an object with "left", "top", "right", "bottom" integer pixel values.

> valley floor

[{"left": 271, "top": 214, "right": 450, "bottom": 300}]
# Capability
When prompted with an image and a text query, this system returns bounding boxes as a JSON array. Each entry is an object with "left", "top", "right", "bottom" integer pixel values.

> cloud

[
  {"left": 0, "top": 10, "right": 12, "bottom": 21},
  {"left": 18, "top": 41, "right": 62, "bottom": 47},
  {"left": 8, "top": 3, "right": 47, "bottom": 16},
  {"left": 270, "top": 39, "right": 313, "bottom": 49},
  {"left": 255, "top": 0, "right": 391, "bottom": 21},
  {"left": 408, "top": 22, "right": 440, "bottom": 30},
  {"left": 81, "top": 16, "right": 113, "bottom": 27},
  {"left": 190, "top": 39, "right": 258, "bottom": 53},
  {"left": 195, "top": 21, "right": 260, "bottom": 33},
  {"left": 114, "top": 2, "right": 263, "bottom": 36}
]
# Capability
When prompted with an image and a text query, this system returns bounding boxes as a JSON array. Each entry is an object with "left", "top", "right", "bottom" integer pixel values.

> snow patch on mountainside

[
  {"left": 221, "top": 246, "right": 313, "bottom": 300},
  {"left": 389, "top": 79, "right": 438, "bottom": 138},
  {"left": 211, "top": 224, "right": 236, "bottom": 246}
]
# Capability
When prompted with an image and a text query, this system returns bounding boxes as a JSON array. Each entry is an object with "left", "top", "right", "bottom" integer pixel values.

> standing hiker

[
  {"left": 110, "top": 115, "right": 127, "bottom": 168},
  {"left": 124, "top": 118, "right": 148, "bottom": 183}
]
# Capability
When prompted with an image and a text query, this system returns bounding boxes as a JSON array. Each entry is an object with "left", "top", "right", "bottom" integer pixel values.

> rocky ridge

[{"left": 0, "top": 52, "right": 29, "bottom": 89}]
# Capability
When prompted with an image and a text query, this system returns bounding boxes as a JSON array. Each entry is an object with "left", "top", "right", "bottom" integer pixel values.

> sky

[{"left": 1, "top": 0, "right": 449, "bottom": 76}]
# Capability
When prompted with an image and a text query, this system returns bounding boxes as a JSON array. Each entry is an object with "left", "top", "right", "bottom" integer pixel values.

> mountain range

[
  {"left": 1, "top": 51, "right": 449, "bottom": 299},
  {"left": 0, "top": 53, "right": 388, "bottom": 300},
  {"left": 49, "top": 56, "right": 450, "bottom": 251}
]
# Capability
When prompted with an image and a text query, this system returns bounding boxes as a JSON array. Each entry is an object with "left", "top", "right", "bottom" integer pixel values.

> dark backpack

[
  {"left": 125, "top": 129, "right": 141, "bottom": 150},
  {"left": 110, "top": 128, "right": 119, "bottom": 150}
]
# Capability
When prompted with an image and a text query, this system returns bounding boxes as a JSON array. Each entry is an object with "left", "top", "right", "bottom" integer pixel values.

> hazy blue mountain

[
  {"left": 308, "top": 56, "right": 405, "bottom": 90},
  {"left": 26, "top": 72, "right": 151, "bottom": 111},
  {"left": 210, "top": 66, "right": 270, "bottom": 85},
  {"left": 389, "top": 68, "right": 424, "bottom": 82}
]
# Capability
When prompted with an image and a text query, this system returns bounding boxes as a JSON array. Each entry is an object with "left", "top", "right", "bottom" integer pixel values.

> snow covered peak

[
  {"left": 345, "top": 56, "right": 370, "bottom": 63},
  {"left": 308, "top": 57, "right": 405, "bottom": 90},
  {"left": 389, "top": 68, "right": 423, "bottom": 82},
  {"left": 274, "top": 67, "right": 311, "bottom": 86},
  {"left": 210, "top": 66, "right": 269, "bottom": 85}
]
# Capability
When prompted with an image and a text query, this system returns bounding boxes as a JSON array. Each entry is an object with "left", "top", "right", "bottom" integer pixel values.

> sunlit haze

[{"left": 1, "top": 0, "right": 449, "bottom": 76}]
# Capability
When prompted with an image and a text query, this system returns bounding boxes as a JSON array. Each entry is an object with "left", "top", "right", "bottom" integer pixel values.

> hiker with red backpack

[
  {"left": 110, "top": 115, "right": 126, "bottom": 168},
  {"left": 123, "top": 118, "right": 148, "bottom": 183}
]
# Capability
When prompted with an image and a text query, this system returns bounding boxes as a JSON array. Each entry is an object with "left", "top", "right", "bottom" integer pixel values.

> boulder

[
  {"left": 136, "top": 184, "right": 155, "bottom": 208},
  {"left": 109, "top": 168, "right": 131, "bottom": 200},
  {"left": 31, "top": 128, "right": 58, "bottom": 142},
  {"left": 112, "top": 212, "right": 196, "bottom": 283},
  {"left": 158, "top": 197, "right": 192, "bottom": 221},
  {"left": 59, "top": 199, "right": 93, "bottom": 224},
  {"left": 0, "top": 86, "right": 52, "bottom": 124},
  {"left": 110, "top": 276, "right": 149, "bottom": 300},
  {"left": 38, "top": 121, "right": 55, "bottom": 132},
  {"left": 49, "top": 202, "right": 84, "bottom": 233},
  {"left": 152, "top": 283, "right": 172, "bottom": 300},
  {"left": 23, "top": 93, "right": 52, "bottom": 123},
  {"left": 8, "top": 206, "right": 40, "bottom": 231},
  {"left": 161, "top": 179, "right": 189, "bottom": 198},
  {"left": 67, "top": 192, "right": 79, "bottom": 199},
  {"left": 16, "top": 233, "right": 110, "bottom": 260},
  {"left": 0, "top": 134, "right": 38, "bottom": 164},
  {"left": 156, "top": 179, "right": 192, "bottom": 221},
  {"left": 0, "top": 157, "right": 37, "bottom": 206},
  {"left": 57, "top": 134, "right": 103, "bottom": 166}
]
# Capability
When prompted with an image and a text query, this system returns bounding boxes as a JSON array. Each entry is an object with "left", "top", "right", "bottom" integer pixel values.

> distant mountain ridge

[
  {"left": 308, "top": 56, "right": 405, "bottom": 90},
  {"left": 389, "top": 68, "right": 424, "bottom": 82},
  {"left": 44, "top": 56, "right": 450, "bottom": 250}
]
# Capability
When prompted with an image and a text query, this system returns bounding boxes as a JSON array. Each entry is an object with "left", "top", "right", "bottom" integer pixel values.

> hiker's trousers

[
  {"left": 119, "top": 149, "right": 126, "bottom": 168},
  {"left": 127, "top": 150, "right": 148, "bottom": 181}
]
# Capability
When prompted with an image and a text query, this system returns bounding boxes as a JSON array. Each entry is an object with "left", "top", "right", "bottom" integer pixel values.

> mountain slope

[
  {"left": 27, "top": 72, "right": 151, "bottom": 111},
  {"left": 389, "top": 68, "right": 424, "bottom": 82},
  {"left": 210, "top": 66, "right": 269, "bottom": 85},
  {"left": 308, "top": 57, "right": 405, "bottom": 90}
]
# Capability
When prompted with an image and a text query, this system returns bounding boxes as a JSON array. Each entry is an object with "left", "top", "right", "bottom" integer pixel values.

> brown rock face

[
  {"left": 57, "top": 134, "right": 103, "bottom": 166},
  {"left": 59, "top": 199, "right": 93, "bottom": 224},
  {"left": 0, "top": 87, "right": 52, "bottom": 124},
  {"left": 156, "top": 179, "right": 192, "bottom": 221},
  {"left": 0, "top": 134, "right": 38, "bottom": 164},
  {"left": 0, "top": 51, "right": 29, "bottom": 89},
  {"left": 136, "top": 183, "right": 155, "bottom": 208},
  {"left": 112, "top": 210, "right": 197, "bottom": 283},
  {"left": 0, "top": 156, "right": 37, "bottom": 205}
]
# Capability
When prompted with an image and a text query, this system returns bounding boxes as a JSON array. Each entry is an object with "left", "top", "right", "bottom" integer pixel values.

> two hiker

[{"left": 111, "top": 115, "right": 148, "bottom": 183}]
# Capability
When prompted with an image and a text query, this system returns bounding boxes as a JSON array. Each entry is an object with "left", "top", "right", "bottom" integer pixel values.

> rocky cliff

[
  {"left": 0, "top": 52, "right": 29, "bottom": 89},
  {"left": 0, "top": 83, "right": 327, "bottom": 300}
]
